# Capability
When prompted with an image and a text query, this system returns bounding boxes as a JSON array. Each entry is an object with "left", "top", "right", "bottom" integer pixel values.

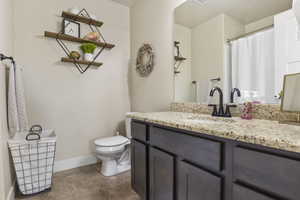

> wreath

[{"left": 136, "top": 44, "right": 154, "bottom": 77}]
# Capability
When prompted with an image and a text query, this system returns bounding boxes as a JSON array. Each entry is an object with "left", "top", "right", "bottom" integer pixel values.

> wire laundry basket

[{"left": 8, "top": 126, "right": 57, "bottom": 195}]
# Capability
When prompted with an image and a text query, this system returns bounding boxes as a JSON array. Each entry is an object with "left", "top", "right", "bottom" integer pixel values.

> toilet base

[{"left": 101, "top": 159, "right": 131, "bottom": 177}]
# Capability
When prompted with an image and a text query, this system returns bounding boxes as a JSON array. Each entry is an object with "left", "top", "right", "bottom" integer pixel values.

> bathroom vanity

[{"left": 130, "top": 112, "right": 300, "bottom": 200}]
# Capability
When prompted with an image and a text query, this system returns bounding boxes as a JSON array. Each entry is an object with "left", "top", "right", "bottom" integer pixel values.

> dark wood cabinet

[
  {"left": 233, "top": 146, "right": 300, "bottom": 200},
  {"left": 233, "top": 184, "right": 277, "bottom": 200},
  {"left": 150, "top": 127, "right": 222, "bottom": 170},
  {"left": 178, "top": 160, "right": 222, "bottom": 200},
  {"left": 131, "top": 139, "right": 147, "bottom": 200},
  {"left": 149, "top": 147, "right": 174, "bottom": 200},
  {"left": 131, "top": 120, "right": 300, "bottom": 200},
  {"left": 132, "top": 121, "right": 147, "bottom": 142}
]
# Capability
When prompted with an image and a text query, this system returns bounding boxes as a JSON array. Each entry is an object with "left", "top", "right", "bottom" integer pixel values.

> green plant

[
  {"left": 278, "top": 90, "right": 284, "bottom": 99},
  {"left": 80, "top": 43, "right": 97, "bottom": 54}
]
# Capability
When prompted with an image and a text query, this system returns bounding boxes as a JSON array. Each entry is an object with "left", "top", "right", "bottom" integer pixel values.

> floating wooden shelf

[
  {"left": 61, "top": 57, "right": 103, "bottom": 67},
  {"left": 44, "top": 31, "right": 115, "bottom": 49},
  {"left": 44, "top": 9, "right": 113, "bottom": 74},
  {"left": 175, "top": 56, "right": 186, "bottom": 61},
  {"left": 62, "top": 11, "right": 103, "bottom": 27}
]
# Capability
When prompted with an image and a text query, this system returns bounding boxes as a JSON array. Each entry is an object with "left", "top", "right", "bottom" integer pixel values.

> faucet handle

[
  {"left": 224, "top": 104, "right": 237, "bottom": 118},
  {"left": 208, "top": 104, "right": 218, "bottom": 116}
]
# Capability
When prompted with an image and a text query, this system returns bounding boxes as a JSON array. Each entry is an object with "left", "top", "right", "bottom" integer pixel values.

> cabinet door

[
  {"left": 149, "top": 147, "right": 174, "bottom": 200},
  {"left": 131, "top": 139, "right": 147, "bottom": 200},
  {"left": 178, "top": 161, "right": 222, "bottom": 200}
]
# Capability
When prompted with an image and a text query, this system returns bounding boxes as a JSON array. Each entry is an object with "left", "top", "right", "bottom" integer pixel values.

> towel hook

[
  {"left": 0, "top": 53, "right": 15, "bottom": 64},
  {"left": 210, "top": 77, "right": 221, "bottom": 82}
]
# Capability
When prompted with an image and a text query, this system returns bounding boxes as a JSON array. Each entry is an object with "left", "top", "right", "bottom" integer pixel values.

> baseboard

[
  {"left": 6, "top": 183, "right": 15, "bottom": 200},
  {"left": 54, "top": 155, "right": 98, "bottom": 173}
]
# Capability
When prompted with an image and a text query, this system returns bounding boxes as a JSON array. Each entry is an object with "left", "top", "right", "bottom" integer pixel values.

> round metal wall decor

[{"left": 136, "top": 44, "right": 154, "bottom": 77}]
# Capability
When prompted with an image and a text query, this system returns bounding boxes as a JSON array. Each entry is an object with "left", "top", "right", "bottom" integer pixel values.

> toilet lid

[{"left": 94, "top": 136, "right": 129, "bottom": 147}]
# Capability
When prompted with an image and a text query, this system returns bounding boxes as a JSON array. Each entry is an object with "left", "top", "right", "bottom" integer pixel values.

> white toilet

[{"left": 94, "top": 116, "right": 132, "bottom": 176}]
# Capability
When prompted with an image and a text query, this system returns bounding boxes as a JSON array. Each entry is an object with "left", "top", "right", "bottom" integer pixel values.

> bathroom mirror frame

[{"left": 280, "top": 72, "right": 300, "bottom": 125}]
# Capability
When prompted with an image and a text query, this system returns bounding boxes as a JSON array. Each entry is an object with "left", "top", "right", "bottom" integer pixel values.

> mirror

[
  {"left": 281, "top": 73, "right": 300, "bottom": 112},
  {"left": 173, "top": 0, "right": 292, "bottom": 104}
]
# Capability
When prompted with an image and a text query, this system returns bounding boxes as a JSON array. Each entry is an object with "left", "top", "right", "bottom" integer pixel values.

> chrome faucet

[
  {"left": 230, "top": 88, "right": 241, "bottom": 103},
  {"left": 209, "top": 87, "right": 225, "bottom": 117}
]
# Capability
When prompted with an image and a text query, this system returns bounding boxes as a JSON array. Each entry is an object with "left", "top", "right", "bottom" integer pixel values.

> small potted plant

[{"left": 80, "top": 43, "right": 97, "bottom": 61}]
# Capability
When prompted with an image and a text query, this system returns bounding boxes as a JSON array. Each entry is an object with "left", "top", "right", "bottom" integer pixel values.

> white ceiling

[
  {"left": 175, "top": 0, "right": 292, "bottom": 28},
  {"left": 111, "top": 0, "right": 137, "bottom": 7}
]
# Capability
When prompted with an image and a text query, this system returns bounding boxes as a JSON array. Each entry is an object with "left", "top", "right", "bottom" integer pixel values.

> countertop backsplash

[{"left": 170, "top": 102, "right": 299, "bottom": 122}]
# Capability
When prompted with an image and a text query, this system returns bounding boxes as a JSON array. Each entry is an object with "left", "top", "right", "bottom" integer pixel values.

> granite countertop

[{"left": 128, "top": 112, "right": 300, "bottom": 153}]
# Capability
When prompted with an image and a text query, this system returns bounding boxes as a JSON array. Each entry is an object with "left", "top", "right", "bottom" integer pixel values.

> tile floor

[{"left": 16, "top": 164, "right": 140, "bottom": 200}]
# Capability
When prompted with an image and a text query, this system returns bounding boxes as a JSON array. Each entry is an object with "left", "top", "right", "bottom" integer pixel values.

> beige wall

[
  {"left": 188, "top": 14, "right": 244, "bottom": 103},
  {"left": 13, "top": 0, "right": 131, "bottom": 161},
  {"left": 245, "top": 15, "right": 274, "bottom": 33},
  {"left": 130, "top": 0, "right": 186, "bottom": 112},
  {"left": 223, "top": 15, "right": 245, "bottom": 102},
  {"left": 191, "top": 15, "right": 224, "bottom": 103},
  {"left": 174, "top": 24, "right": 193, "bottom": 102},
  {"left": 224, "top": 15, "right": 245, "bottom": 40},
  {"left": 0, "top": 0, "right": 14, "bottom": 199}
]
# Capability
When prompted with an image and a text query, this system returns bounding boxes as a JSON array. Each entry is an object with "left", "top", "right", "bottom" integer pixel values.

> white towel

[{"left": 8, "top": 63, "right": 29, "bottom": 133}]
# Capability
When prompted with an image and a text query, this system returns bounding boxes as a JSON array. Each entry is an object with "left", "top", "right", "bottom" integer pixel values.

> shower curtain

[{"left": 230, "top": 28, "right": 276, "bottom": 103}]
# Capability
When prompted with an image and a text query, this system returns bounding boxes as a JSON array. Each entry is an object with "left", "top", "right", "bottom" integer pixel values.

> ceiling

[
  {"left": 175, "top": 0, "right": 293, "bottom": 28},
  {"left": 111, "top": 0, "right": 137, "bottom": 7}
]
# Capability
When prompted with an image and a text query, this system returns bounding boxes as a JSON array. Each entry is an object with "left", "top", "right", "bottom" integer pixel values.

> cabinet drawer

[
  {"left": 178, "top": 161, "right": 222, "bottom": 200},
  {"left": 132, "top": 121, "right": 147, "bottom": 142},
  {"left": 150, "top": 127, "right": 222, "bottom": 171},
  {"left": 234, "top": 147, "right": 300, "bottom": 199},
  {"left": 233, "top": 184, "right": 277, "bottom": 200}
]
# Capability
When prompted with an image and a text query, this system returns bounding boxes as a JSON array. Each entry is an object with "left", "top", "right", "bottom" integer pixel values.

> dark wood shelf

[
  {"left": 44, "top": 31, "right": 115, "bottom": 49},
  {"left": 62, "top": 11, "right": 103, "bottom": 27},
  {"left": 175, "top": 56, "right": 186, "bottom": 61},
  {"left": 61, "top": 57, "right": 103, "bottom": 67}
]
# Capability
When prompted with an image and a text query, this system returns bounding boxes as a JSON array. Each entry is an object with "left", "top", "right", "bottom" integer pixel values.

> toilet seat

[
  {"left": 95, "top": 136, "right": 130, "bottom": 153},
  {"left": 95, "top": 136, "right": 130, "bottom": 147}
]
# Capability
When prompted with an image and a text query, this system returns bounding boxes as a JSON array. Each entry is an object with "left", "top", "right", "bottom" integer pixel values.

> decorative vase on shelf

[
  {"left": 69, "top": 51, "right": 81, "bottom": 60},
  {"left": 84, "top": 53, "right": 94, "bottom": 62},
  {"left": 80, "top": 43, "right": 97, "bottom": 62},
  {"left": 83, "top": 32, "right": 100, "bottom": 42}
]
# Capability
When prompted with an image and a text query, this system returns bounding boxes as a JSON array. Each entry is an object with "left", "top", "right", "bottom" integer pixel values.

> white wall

[
  {"left": 275, "top": 9, "right": 300, "bottom": 94},
  {"left": 13, "top": 0, "right": 131, "bottom": 161},
  {"left": 174, "top": 24, "right": 193, "bottom": 102},
  {"left": 245, "top": 15, "right": 274, "bottom": 33},
  {"left": 130, "top": 0, "right": 186, "bottom": 112},
  {"left": 0, "top": 0, "right": 14, "bottom": 199}
]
